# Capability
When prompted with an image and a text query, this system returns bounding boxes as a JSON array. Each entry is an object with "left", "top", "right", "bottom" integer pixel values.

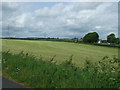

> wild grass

[{"left": 2, "top": 51, "right": 119, "bottom": 88}]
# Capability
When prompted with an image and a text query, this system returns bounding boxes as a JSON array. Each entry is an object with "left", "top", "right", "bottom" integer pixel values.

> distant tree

[
  {"left": 115, "top": 38, "right": 119, "bottom": 44},
  {"left": 83, "top": 32, "right": 99, "bottom": 43},
  {"left": 78, "top": 38, "right": 83, "bottom": 43},
  {"left": 101, "top": 40, "right": 107, "bottom": 43},
  {"left": 72, "top": 38, "right": 78, "bottom": 43},
  {"left": 107, "top": 33, "right": 116, "bottom": 44}
]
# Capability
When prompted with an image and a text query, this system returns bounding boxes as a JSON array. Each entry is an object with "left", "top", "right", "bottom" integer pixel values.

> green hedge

[{"left": 92, "top": 43, "right": 120, "bottom": 48}]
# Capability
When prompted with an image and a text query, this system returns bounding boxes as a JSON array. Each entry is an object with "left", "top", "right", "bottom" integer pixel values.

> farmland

[
  {"left": 2, "top": 39, "right": 118, "bottom": 67},
  {"left": 2, "top": 2, "right": 119, "bottom": 88},
  {"left": 2, "top": 39, "right": 119, "bottom": 88},
  {"left": 2, "top": 48, "right": 119, "bottom": 88}
]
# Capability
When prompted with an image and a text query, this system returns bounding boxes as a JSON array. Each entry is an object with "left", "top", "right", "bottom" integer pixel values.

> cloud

[
  {"left": 95, "top": 26, "right": 101, "bottom": 29},
  {"left": 2, "top": 2, "right": 118, "bottom": 39}
]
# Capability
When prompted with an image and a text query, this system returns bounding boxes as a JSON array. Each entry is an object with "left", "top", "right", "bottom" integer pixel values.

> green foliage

[
  {"left": 101, "top": 40, "right": 107, "bottom": 43},
  {"left": 107, "top": 33, "right": 116, "bottom": 44},
  {"left": 83, "top": 32, "right": 99, "bottom": 43},
  {"left": 2, "top": 51, "right": 119, "bottom": 88},
  {"left": 92, "top": 43, "right": 120, "bottom": 48},
  {"left": 71, "top": 38, "right": 79, "bottom": 43},
  {"left": 115, "top": 38, "right": 120, "bottom": 44}
]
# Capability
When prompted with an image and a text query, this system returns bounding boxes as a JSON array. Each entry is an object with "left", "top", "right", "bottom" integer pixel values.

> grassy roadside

[{"left": 2, "top": 51, "right": 119, "bottom": 88}]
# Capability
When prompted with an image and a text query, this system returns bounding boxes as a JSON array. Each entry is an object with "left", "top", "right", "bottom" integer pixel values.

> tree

[
  {"left": 83, "top": 32, "right": 99, "bottom": 43},
  {"left": 107, "top": 33, "right": 116, "bottom": 44},
  {"left": 115, "top": 38, "right": 119, "bottom": 44},
  {"left": 101, "top": 40, "right": 107, "bottom": 43},
  {"left": 72, "top": 38, "right": 78, "bottom": 43}
]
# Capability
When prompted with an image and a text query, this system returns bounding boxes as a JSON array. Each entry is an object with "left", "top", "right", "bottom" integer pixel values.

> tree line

[{"left": 3, "top": 32, "right": 119, "bottom": 45}]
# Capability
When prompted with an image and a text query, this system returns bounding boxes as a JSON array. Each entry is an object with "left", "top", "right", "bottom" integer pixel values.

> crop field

[
  {"left": 2, "top": 39, "right": 118, "bottom": 67},
  {"left": 2, "top": 39, "right": 119, "bottom": 88}
]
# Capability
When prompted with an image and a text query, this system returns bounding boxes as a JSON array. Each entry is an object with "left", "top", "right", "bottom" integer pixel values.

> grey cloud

[{"left": 2, "top": 2, "right": 118, "bottom": 39}]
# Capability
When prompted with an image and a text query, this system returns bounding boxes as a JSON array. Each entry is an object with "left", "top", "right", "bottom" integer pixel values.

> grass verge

[{"left": 2, "top": 51, "right": 119, "bottom": 88}]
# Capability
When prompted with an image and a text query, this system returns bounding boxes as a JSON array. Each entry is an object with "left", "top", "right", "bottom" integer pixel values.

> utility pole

[{"left": 8, "top": 24, "right": 10, "bottom": 39}]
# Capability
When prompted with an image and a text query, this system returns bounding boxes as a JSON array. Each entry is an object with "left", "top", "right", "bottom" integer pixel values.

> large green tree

[
  {"left": 107, "top": 33, "right": 116, "bottom": 43},
  {"left": 83, "top": 32, "right": 99, "bottom": 43},
  {"left": 115, "top": 38, "right": 119, "bottom": 44}
]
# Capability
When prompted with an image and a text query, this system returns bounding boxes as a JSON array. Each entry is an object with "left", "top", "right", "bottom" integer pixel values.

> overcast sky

[{"left": 2, "top": 2, "right": 118, "bottom": 39}]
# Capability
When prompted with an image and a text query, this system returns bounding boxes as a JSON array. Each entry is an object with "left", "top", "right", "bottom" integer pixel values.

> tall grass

[{"left": 2, "top": 51, "right": 119, "bottom": 88}]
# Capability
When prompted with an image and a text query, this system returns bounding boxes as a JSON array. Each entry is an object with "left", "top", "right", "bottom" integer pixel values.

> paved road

[{"left": 1, "top": 76, "right": 26, "bottom": 89}]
